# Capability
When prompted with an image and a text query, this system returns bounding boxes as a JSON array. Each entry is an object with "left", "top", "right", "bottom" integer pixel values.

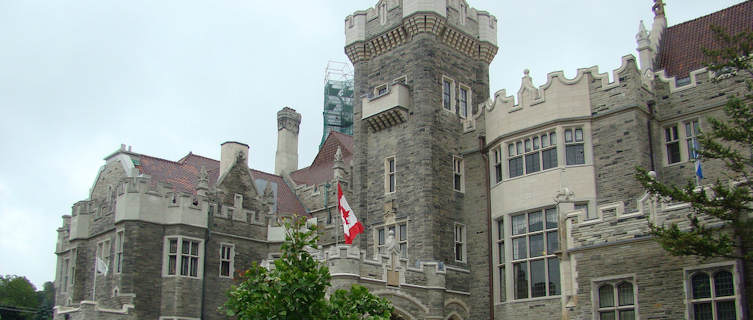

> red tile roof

[
  {"left": 656, "top": 1, "right": 753, "bottom": 78},
  {"left": 133, "top": 152, "right": 307, "bottom": 217},
  {"left": 290, "top": 131, "right": 353, "bottom": 186}
]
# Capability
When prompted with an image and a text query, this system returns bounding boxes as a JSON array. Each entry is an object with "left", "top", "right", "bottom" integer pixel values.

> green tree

[
  {"left": 636, "top": 25, "right": 753, "bottom": 312},
  {"left": 222, "top": 217, "right": 393, "bottom": 320},
  {"left": 33, "top": 282, "right": 54, "bottom": 320},
  {"left": 0, "top": 276, "right": 40, "bottom": 320}
]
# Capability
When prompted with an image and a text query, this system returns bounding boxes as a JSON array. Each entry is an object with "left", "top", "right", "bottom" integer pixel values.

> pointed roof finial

[
  {"left": 652, "top": 0, "right": 665, "bottom": 17},
  {"left": 334, "top": 146, "right": 343, "bottom": 163},
  {"left": 636, "top": 20, "right": 649, "bottom": 42}
]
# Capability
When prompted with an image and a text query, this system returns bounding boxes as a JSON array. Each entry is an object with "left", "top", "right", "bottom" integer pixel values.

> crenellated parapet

[
  {"left": 484, "top": 55, "right": 647, "bottom": 137},
  {"left": 345, "top": 0, "right": 498, "bottom": 64}
]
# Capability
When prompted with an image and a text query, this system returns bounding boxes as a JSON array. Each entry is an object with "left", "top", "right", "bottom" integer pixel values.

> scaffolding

[{"left": 320, "top": 61, "right": 354, "bottom": 149}]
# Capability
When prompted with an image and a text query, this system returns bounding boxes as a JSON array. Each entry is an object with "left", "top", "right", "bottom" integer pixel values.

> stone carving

[{"left": 554, "top": 187, "right": 575, "bottom": 203}]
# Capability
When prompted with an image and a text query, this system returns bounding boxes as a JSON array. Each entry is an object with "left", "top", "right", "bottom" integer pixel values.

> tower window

[
  {"left": 454, "top": 224, "right": 466, "bottom": 262},
  {"left": 385, "top": 157, "right": 396, "bottom": 194},
  {"left": 458, "top": 86, "right": 469, "bottom": 118},
  {"left": 565, "top": 127, "right": 585, "bottom": 165},
  {"left": 442, "top": 78, "right": 453, "bottom": 111},
  {"left": 453, "top": 156, "right": 464, "bottom": 192}
]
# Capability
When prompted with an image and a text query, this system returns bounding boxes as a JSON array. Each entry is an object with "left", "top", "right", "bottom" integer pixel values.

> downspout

[
  {"left": 200, "top": 200, "right": 214, "bottom": 319},
  {"left": 480, "top": 135, "right": 494, "bottom": 319}
]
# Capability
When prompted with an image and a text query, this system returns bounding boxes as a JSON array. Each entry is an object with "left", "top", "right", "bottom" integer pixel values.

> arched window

[{"left": 596, "top": 281, "right": 635, "bottom": 319}]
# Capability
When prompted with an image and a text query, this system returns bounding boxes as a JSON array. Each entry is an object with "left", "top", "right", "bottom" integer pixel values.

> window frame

[
  {"left": 385, "top": 156, "right": 396, "bottom": 194},
  {"left": 500, "top": 207, "right": 561, "bottom": 301},
  {"left": 115, "top": 229, "right": 124, "bottom": 274},
  {"left": 505, "top": 130, "right": 558, "bottom": 179},
  {"left": 442, "top": 77, "right": 455, "bottom": 112},
  {"left": 564, "top": 127, "right": 585, "bottom": 166},
  {"left": 375, "top": 221, "right": 408, "bottom": 258},
  {"left": 591, "top": 276, "right": 638, "bottom": 320},
  {"left": 453, "top": 156, "right": 464, "bottom": 193},
  {"left": 219, "top": 243, "right": 235, "bottom": 279},
  {"left": 454, "top": 223, "right": 466, "bottom": 263},
  {"left": 163, "top": 236, "right": 204, "bottom": 279},
  {"left": 96, "top": 238, "right": 111, "bottom": 276},
  {"left": 496, "top": 219, "right": 506, "bottom": 302},
  {"left": 457, "top": 84, "right": 471, "bottom": 118},
  {"left": 685, "top": 262, "right": 741, "bottom": 320},
  {"left": 492, "top": 146, "right": 503, "bottom": 184},
  {"left": 663, "top": 118, "right": 701, "bottom": 166}
]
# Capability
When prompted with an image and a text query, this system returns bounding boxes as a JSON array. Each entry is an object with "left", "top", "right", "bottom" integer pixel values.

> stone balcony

[{"left": 362, "top": 83, "right": 410, "bottom": 131}]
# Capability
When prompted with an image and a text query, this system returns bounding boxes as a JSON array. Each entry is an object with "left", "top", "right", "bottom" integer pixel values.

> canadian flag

[{"left": 338, "top": 182, "right": 364, "bottom": 244}]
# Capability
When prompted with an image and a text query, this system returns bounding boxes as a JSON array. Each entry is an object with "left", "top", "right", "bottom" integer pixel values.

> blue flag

[{"left": 695, "top": 158, "right": 704, "bottom": 180}]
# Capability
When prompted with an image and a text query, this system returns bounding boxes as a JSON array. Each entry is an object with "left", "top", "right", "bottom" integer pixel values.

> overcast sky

[{"left": 0, "top": 0, "right": 745, "bottom": 289}]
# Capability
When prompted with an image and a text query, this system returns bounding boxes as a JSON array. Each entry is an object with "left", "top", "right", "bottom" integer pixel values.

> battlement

[
  {"left": 484, "top": 55, "right": 644, "bottom": 137},
  {"left": 345, "top": 0, "right": 497, "bottom": 63}
]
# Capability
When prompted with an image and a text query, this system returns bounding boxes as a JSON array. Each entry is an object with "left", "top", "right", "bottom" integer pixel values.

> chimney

[
  {"left": 275, "top": 107, "right": 301, "bottom": 176},
  {"left": 220, "top": 141, "right": 249, "bottom": 178}
]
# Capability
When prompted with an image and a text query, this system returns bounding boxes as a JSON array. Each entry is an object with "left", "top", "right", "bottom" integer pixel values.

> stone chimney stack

[
  {"left": 220, "top": 141, "right": 249, "bottom": 178},
  {"left": 275, "top": 107, "right": 301, "bottom": 176}
]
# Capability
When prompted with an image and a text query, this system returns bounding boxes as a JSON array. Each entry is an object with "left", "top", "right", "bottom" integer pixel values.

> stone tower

[
  {"left": 345, "top": 0, "right": 498, "bottom": 318},
  {"left": 275, "top": 107, "right": 301, "bottom": 176}
]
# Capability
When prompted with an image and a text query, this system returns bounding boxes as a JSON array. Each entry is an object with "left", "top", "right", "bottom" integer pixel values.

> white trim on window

[
  {"left": 375, "top": 221, "right": 408, "bottom": 258},
  {"left": 663, "top": 118, "right": 701, "bottom": 166},
  {"left": 453, "top": 156, "right": 464, "bottom": 193},
  {"left": 115, "top": 229, "right": 124, "bottom": 274},
  {"left": 684, "top": 261, "right": 741, "bottom": 320},
  {"left": 219, "top": 243, "right": 235, "bottom": 279},
  {"left": 442, "top": 76, "right": 455, "bottom": 112},
  {"left": 591, "top": 275, "right": 638, "bottom": 320},
  {"left": 385, "top": 156, "right": 396, "bottom": 194},
  {"left": 162, "top": 236, "right": 204, "bottom": 279},
  {"left": 454, "top": 223, "right": 466, "bottom": 263},
  {"left": 96, "top": 238, "right": 111, "bottom": 277},
  {"left": 499, "top": 207, "right": 561, "bottom": 301},
  {"left": 457, "top": 84, "right": 471, "bottom": 118}
]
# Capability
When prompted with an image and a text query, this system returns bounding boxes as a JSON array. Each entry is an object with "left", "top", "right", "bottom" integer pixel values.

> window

[
  {"left": 115, "top": 230, "right": 124, "bottom": 273},
  {"left": 489, "top": 146, "right": 502, "bottom": 184},
  {"left": 97, "top": 239, "right": 111, "bottom": 275},
  {"left": 454, "top": 224, "right": 466, "bottom": 262},
  {"left": 385, "top": 157, "right": 396, "bottom": 194},
  {"left": 219, "top": 243, "right": 234, "bottom": 278},
  {"left": 689, "top": 269, "right": 738, "bottom": 320},
  {"left": 458, "top": 86, "right": 469, "bottom": 118},
  {"left": 509, "top": 208, "right": 560, "bottom": 299},
  {"left": 596, "top": 281, "right": 636, "bottom": 320},
  {"left": 508, "top": 131, "right": 557, "bottom": 178},
  {"left": 164, "top": 236, "right": 203, "bottom": 278},
  {"left": 442, "top": 78, "right": 453, "bottom": 111},
  {"left": 576, "top": 202, "right": 594, "bottom": 221},
  {"left": 376, "top": 222, "right": 407, "bottom": 258},
  {"left": 686, "top": 119, "right": 701, "bottom": 159},
  {"left": 665, "top": 125, "right": 681, "bottom": 164},
  {"left": 375, "top": 84, "right": 388, "bottom": 96},
  {"left": 565, "top": 127, "right": 585, "bottom": 165},
  {"left": 496, "top": 219, "right": 506, "bottom": 302},
  {"left": 453, "top": 156, "right": 464, "bottom": 192}
]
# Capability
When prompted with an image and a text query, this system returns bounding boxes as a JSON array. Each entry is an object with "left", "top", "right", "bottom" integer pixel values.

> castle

[{"left": 53, "top": 0, "right": 753, "bottom": 319}]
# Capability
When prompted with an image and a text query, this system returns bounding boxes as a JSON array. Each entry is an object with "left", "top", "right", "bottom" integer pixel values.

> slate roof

[
  {"left": 132, "top": 152, "right": 307, "bottom": 217},
  {"left": 290, "top": 131, "right": 353, "bottom": 186},
  {"left": 656, "top": 1, "right": 753, "bottom": 78}
]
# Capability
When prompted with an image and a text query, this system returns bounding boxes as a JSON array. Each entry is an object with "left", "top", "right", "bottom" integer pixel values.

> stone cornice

[{"left": 345, "top": 12, "right": 498, "bottom": 64}]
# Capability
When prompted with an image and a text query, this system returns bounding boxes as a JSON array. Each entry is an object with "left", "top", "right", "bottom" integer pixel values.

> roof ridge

[
  {"left": 668, "top": 1, "right": 751, "bottom": 29},
  {"left": 180, "top": 152, "right": 219, "bottom": 164}
]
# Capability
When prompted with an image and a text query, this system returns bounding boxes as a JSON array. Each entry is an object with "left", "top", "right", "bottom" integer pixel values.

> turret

[{"left": 275, "top": 107, "right": 301, "bottom": 176}]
